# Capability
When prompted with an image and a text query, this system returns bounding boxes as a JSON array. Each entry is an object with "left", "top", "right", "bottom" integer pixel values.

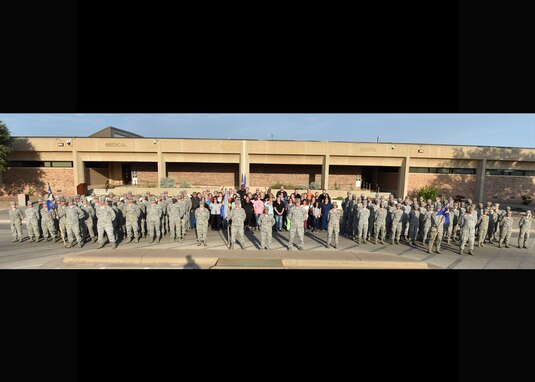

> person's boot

[
  {"left": 469, "top": 250, "right": 474, "bottom": 256},
  {"left": 374, "top": 238, "right": 378, "bottom": 245},
  {"left": 203, "top": 241, "right": 207, "bottom": 247},
  {"left": 523, "top": 244, "right": 528, "bottom": 249},
  {"left": 396, "top": 240, "right": 400, "bottom": 245},
  {"left": 157, "top": 237, "right": 161, "bottom": 243},
  {"left": 436, "top": 247, "right": 441, "bottom": 254},
  {"left": 169, "top": 238, "right": 175, "bottom": 243},
  {"left": 11, "top": 238, "right": 18, "bottom": 242},
  {"left": 518, "top": 244, "right": 522, "bottom": 248},
  {"left": 447, "top": 239, "right": 451, "bottom": 245},
  {"left": 65, "top": 242, "right": 71, "bottom": 248},
  {"left": 498, "top": 242, "right": 503, "bottom": 248},
  {"left": 326, "top": 242, "right": 330, "bottom": 249},
  {"left": 98, "top": 243, "right": 104, "bottom": 249},
  {"left": 505, "top": 244, "right": 510, "bottom": 248},
  {"left": 112, "top": 242, "right": 118, "bottom": 249},
  {"left": 230, "top": 243, "right": 235, "bottom": 250},
  {"left": 477, "top": 242, "right": 481, "bottom": 247},
  {"left": 136, "top": 237, "right": 140, "bottom": 243},
  {"left": 19, "top": 238, "right": 23, "bottom": 243},
  {"left": 92, "top": 237, "right": 98, "bottom": 243},
  {"left": 363, "top": 239, "right": 367, "bottom": 244},
  {"left": 334, "top": 243, "right": 338, "bottom": 249},
  {"left": 410, "top": 241, "right": 415, "bottom": 247},
  {"left": 197, "top": 241, "right": 201, "bottom": 246},
  {"left": 55, "top": 236, "right": 61, "bottom": 242},
  {"left": 391, "top": 239, "right": 395, "bottom": 245},
  {"left": 77, "top": 242, "right": 83, "bottom": 248},
  {"left": 427, "top": 248, "right": 431, "bottom": 254},
  {"left": 460, "top": 248, "right": 464, "bottom": 255},
  {"left": 381, "top": 240, "right": 385, "bottom": 245},
  {"left": 47, "top": 237, "right": 52, "bottom": 242},
  {"left": 150, "top": 237, "right": 155, "bottom": 244},
  {"left": 481, "top": 242, "right": 486, "bottom": 248}
]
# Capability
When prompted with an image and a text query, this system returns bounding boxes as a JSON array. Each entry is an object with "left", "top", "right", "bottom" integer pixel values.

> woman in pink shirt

[{"left": 253, "top": 194, "right": 265, "bottom": 231}]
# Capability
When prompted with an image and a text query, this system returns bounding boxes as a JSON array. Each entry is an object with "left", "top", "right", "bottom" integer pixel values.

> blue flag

[
  {"left": 222, "top": 188, "right": 229, "bottom": 220},
  {"left": 436, "top": 202, "right": 451, "bottom": 225},
  {"left": 242, "top": 174, "right": 246, "bottom": 188},
  {"left": 46, "top": 183, "right": 55, "bottom": 211}
]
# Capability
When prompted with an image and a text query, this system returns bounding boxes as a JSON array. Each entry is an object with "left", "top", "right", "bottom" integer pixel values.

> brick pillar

[
  {"left": 157, "top": 142, "right": 166, "bottom": 184},
  {"left": 240, "top": 140, "right": 249, "bottom": 189}
]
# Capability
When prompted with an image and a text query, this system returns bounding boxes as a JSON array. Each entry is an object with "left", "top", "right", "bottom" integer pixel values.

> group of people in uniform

[
  {"left": 339, "top": 193, "right": 532, "bottom": 255},
  {"left": 7, "top": 188, "right": 533, "bottom": 255}
]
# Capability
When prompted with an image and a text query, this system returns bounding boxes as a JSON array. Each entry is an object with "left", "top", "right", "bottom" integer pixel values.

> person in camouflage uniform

[
  {"left": 350, "top": 198, "right": 360, "bottom": 239},
  {"left": 146, "top": 196, "right": 162, "bottom": 243},
  {"left": 96, "top": 197, "right": 117, "bottom": 249},
  {"left": 477, "top": 209, "right": 490, "bottom": 247},
  {"left": 487, "top": 206, "right": 498, "bottom": 243},
  {"left": 498, "top": 210, "right": 514, "bottom": 248},
  {"left": 367, "top": 200, "right": 377, "bottom": 241},
  {"left": 139, "top": 196, "right": 148, "bottom": 237},
  {"left": 428, "top": 206, "right": 445, "bottom": 254},
  {"left": 183, "top": 192, "right": 192, "bottom": 231},
  {"left": 24, "top": 201, "right": 40, "bottom": 242},
  {"left": 374, "top": 202, "right": 387, "bottom": 245},
  {"left": 9, "top": 201, "right": 24, "bottom": 242},
  {"left": 39, "top": 200, "right": 57, "bottom": 242},
  {"left": 65, "top": 198, "right": 85, "bottom": 248},
  {"left": 287, "top": 198, "right": 308, "bottom": 250},
  {"left": 258, "top": 207, "right": 276, "bottom": 250},
  {"left": 228, "top": 200, "right": 247, "bottom": 250},
  {"left": 460, "top": 207, "right": 477, "bottom": 255},
  {"left": 327, "top": 201, "right": 342, "bottom": 249},
  {"left": 356, "top": 202, "right": 370, "bottom": 244},
  {"left": 124, "top": 197, "right": 141, "bottom": 243},
  {"left": 168, "top": 196, "right": 185, "bottom": 243},
  {"left": 493, "top": 203, "right": 504, "bottom": 242},
  {"left": 57, "top": 198, "right": 68, "bottom": 244},
  {"left": 390, "top": 203, "right": 403, "bottom": 245},
  {"left": 195, "top": 200, "right": 210, "bottom": 246},
  {"left": 81, "top": 199, "right": 97, "bottom": 243},
  {"left": 179, "top": 194, "right": 189, "bottom": 237},
  {"left": 408, "top": 205, "right": 420, "bottom": 246},
  {"left": 518, "top": 210, "right": 532, "bottom": 249}
]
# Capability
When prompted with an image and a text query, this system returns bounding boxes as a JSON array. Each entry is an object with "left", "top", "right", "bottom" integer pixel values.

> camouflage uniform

[
  {"left": 428, "top": 211, "right": 445, "bottom": 254},
  {"left": 356, "top": 205, "right": 370, "bottom": 244},
  {"left": 168, "top": 199, "right": 186, "bottom": 242},
  {"left": 96, "top": 200, "right": 117, "bottom": 248},
  {"left": 401, "top": 202, "right": 411, "bottom": 240},
  {"left": 9, "top": 204, "right": 24, "bottom": 242},
  {"left": 65, "top": 203, "right": 85, "bottom": 247},
  {"left": 477, "top": 213, "right": 490, "bottom": 247},
  {"left": 487, "top": 208, "right": 498, "bottom": 242},
  {"left": 258, "top": 213, "right": 276, "bottom": 250},
  {"left": 374, "top": 205, "right": 387, "bottom": 245},
  {"left": 422, "top": 208, "right": 433, "bottom": 245},
  {"left": 391, "top": 206, "right": 404, "bottom": 245},
  {"left": 57, "top": 203, "right": 68, "bottom": 243},
  {"left": 350, "top": 201, "right": 359, "bottom": 238},
  {"left": 229, "top": 206, "right": 247, "bottom": 249},
  {"left": 287, "top": 203, "right": 308, "bottom": 250},
  {"left": 184, "top": 194, "right": 192, "bottom": 231},
  {"left": 518, "top": 213, "right": 532, "bottom": 248},
  {"left": 124, "top": 200, "right": 141, "bottom": 242},
  {"left": 460, "top": 212, "right": 477, "bottom": 255},
  {"left": 24, "top": 202, "right": 40, "bottom": 242},
  {"left": 159, "top": 195, "right": 170, "bottom": 236},
  {"left": 408, "top": 208, "right": 420, "bottom": 246},
  {"left": 327, "top": 205, "right": 342, "bottom": 249},
  {"left": 40, "top": 203, "right": 57, "bottom": 241},
  {"left": 368, "top": 202, "right": 377, "bottom": 240},
  {"left": 498, "top": 214, "right": 514, "bottom": 248},
  {"left": 195, "top": 206, "right": 210, "bottom": 246},
  {"left": 81, "top": 202, "right": 97, "bottom": 243},
  {"left": 146, "top": 200, "right": 163, "bottom": 243},
  {"left": 140, "top": 198, "right": 149, "bottom": 237},
  {"left": 178, "top": 197, "right": 189, "bottom": 236}
]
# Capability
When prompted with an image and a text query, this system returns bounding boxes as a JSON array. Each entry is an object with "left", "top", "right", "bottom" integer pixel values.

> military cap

[
  {"left": 105, "top": 197, "right": 111, "bottom": 202},
  {"left": 235, "top": 200, "right": 241, "bottom": 206},
  {"left": 10, "top": 201, "right": 16, "bottom": 206},
  {"left": 295, "top": 198, "right": 301, "bottom": 203},
  {"left": 150, "top": 196, "right": 156, "bottom": 202},
  {"left": 332, "top": 201, "right": 338, "bottom": 207},
  {"left": 27, "top": 201, "right": 33, "bottom": 206}
]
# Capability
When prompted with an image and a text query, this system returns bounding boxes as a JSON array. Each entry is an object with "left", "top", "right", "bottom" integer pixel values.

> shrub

[
  {"left": 297, "top": 184, "right": 308, "bottom": 190},
  {"left": 159, "top": 177, "right": 175, "bottom": 188},
  {"left": 417, "top": 185, "right": 438, "bottom": 201},
  {"left": 180, "top": 180, "right": 191, "bottom": 188},
  {"left": 271, "top": 182, "right": 295, "bottom": 190},
  {"left": 333, "top": 182, "right": 341, "bottom": 190},
  {"left": 309, "top": 182, "right": 321, "bottom": 190},
  {"left": 521, "top": 194, "right": 533, "bottom": 205},
  {"left": 147, "top": 182, "right": 157, "bottom": 188}
]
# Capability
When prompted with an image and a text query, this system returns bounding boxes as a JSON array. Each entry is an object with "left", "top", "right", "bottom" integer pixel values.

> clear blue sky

[{"left": 1, "top": 114, "right": 534, "bottom": 148}]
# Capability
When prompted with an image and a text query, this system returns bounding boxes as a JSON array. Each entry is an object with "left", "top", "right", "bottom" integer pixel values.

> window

[
  {"left": 409, "top": 167, "right": 429, "bottom": 173},
  {"left": 451, "top": 168, "right": 476, "bottom": 174},
  {"left": 7, "top": 161, "right": 73, "bottom": 168},
  {"left": 486, "top": 169, "right": 535, "bottom": 176},
  {"left": 436, "top": 168, "right": 450, "bottom": 174}
]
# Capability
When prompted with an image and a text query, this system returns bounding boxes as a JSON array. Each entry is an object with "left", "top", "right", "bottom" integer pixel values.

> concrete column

[
  {"left": 72, "top": 149, "right": 85, "bottom": 194},
  {"left": 475, "top": 158, "right": 487, "bottom": 203},
  {"left": 157, "top": 142, "right": 166, "bottom": 183},
  {"left": 240, "top": 140, "right": 249, "bottom": 188},
  {"left": 397, "top": 156, "right": 410, "bottom": 198},
  {"left": 322, "top": 154, "right": 330, "bottom": 190}
]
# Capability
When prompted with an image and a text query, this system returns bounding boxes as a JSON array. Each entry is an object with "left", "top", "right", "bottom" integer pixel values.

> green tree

[
  {"left": 0, "top": 120, "right": 12, "bottom": 173},
  {"left": 418, "top": 185, "right": 438, "bottom": 201}
]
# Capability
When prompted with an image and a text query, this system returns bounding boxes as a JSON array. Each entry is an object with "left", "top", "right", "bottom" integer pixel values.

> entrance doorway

[{"left": 122, "top": 163, "right": 132, "bottom": 185}]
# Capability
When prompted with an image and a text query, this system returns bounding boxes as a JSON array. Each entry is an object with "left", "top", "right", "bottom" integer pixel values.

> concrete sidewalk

[{"left": 62, "top": 248, "right": 430, "bottom": 269}]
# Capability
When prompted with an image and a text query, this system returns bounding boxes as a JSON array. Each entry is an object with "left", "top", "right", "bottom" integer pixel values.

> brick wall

[
  {"left": 329, "top": 166, "right": 362, "bottom": 189},
  {"left": 249, "top": 164, "right": 322, "bottom": 188},
  {"left": 483, "top": 175, "right": 535, "bottom": 203},
  {"left": 0, "top": 168, "right": 75, "bottom": 197},
  {"left": 408, "top": 173, "right": 477, "bottom": 200},
  {"left": 167, "top": 163, "right": 239, "bottom": 187},
  {"left": 132, "top": 163, "right": 158, "bottom": 185}
]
